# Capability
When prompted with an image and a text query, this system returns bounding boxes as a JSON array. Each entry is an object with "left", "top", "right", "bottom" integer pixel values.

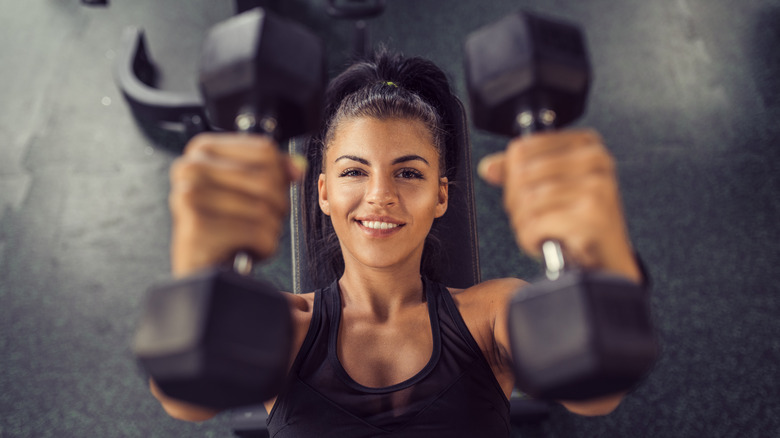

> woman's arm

[
  {"left": 152, "top": 132, "right": 307, "bottom": 421},
  {"left": 149, "top": 379, "right": 220, "bottom": 422},
  {"left": 481, "top": 129, "right": 643, "bottom": 415}
]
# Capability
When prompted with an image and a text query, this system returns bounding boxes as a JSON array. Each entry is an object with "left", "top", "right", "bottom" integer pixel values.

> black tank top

[{"left": 266, "top": 277, "right": 511, "bottom": 437}]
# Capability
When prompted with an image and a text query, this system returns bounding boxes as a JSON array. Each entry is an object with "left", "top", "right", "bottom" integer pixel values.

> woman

[{"left": 152, "top": 51, "right": 644, "bottom": 436}]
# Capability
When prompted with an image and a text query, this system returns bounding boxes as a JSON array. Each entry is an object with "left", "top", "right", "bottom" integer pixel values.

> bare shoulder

[
  {"left": 445, "top": 277, "right": 527, "bottom": 350},
  {"left": 448, "top": 277, "right": 527, "bottom": 312},
  {"left": 280, "top": 291, "right": 316, "bottom": 370},
  {"left": 283, "top": 290, "right": 316, "bottom": 311},
  {"left": 282, "top": 291, "right": 316, "bottom": 333}
]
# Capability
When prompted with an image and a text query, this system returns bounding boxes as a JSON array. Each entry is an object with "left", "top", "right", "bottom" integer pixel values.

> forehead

[{"left": 325, "top": 117, "right": 438, "bottom": 164}]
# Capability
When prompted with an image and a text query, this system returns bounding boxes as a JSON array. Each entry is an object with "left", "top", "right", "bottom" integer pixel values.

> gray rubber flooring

[{"left": 1, "top": 0, "right": 778, "bottom": 437}]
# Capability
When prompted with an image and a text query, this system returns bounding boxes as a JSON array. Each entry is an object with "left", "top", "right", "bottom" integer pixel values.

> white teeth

[{"left": 362, "top": 221, "right": 399, "bottom": 230}]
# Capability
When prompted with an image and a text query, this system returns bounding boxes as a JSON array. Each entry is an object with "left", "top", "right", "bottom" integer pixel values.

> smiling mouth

[{"left": 357, "top": 220, "right": 404, "bottom": 230}]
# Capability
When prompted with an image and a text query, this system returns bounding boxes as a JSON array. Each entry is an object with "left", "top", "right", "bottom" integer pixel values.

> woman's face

[{"left": 318, "top": 117, "right": 448, "bottom": 273}]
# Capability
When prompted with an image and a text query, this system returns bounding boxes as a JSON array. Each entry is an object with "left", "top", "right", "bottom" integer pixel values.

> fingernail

[
  {"left": 477, "top": 153, "right": 506, "bottom": 186},
  {"left": 290, "top": 153, "right": 309, "bottom": 174}
]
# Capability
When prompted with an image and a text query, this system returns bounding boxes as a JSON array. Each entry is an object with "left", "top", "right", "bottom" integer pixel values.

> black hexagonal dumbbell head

[
  {"left": 507, "top": 270, "right": 658, "bottom": 401},
  {"left": 199, "top": 7, "right": 325, "bottom": 140},
  {"left": 464, "top": 10, "right": 591, "bottom": 136},
  {"left": 134, "top": 270, "right": 292, "bottom": 409}
]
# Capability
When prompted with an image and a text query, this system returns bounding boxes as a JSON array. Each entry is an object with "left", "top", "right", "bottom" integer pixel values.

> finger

[
  {"left": 286, "top": 153, "right": 309, "bottom": 183},
  {"left": 514, "top": 128, "right": 604, "bottom": 162},
  {"left": 502, "top": 134, "right": 612, "bottom": 218},
  {"left": 513, "top": 173, "right": 617, "bottom": 228},
  {"left": 514, "top": 193, "right": 617, "bottom": 265},
  {"left": 184, "top": 134, "right": 304, "bottom": 185},
  {"left": 185, "top": 133, "right": 282, "bottom": 165},
  {"left": 171, "top": 158, "right": 290, "bottom": 215},
  {"left": 174, "top": 212, "right": 284, "bottom": 263},
  {"left": 211, "top": 215, "right": 283, "bottom": 261},
  {"left": 171, "top": 182, "right": 289, "bottom": 223},
  {"left": 513, "top": 209, "right": 591, "bottom": 263},
  {"left": 477, "top": 152, "right": 507, "bottom": 186},
  {"left": 518, "top": 145, "right": 615, "bottom": 191}
]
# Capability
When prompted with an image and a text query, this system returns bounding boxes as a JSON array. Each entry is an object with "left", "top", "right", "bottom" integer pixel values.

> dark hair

[{"left": 302, "top": 49, "right": 465, "bottom": 289}]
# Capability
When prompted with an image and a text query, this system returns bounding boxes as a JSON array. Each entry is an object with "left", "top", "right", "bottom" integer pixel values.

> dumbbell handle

[
  {"left": 514, "top": 107, "right": 567, "bottom": 281},
  {"left": 231, "top": 110, "right": 280, "bottom": 276}
]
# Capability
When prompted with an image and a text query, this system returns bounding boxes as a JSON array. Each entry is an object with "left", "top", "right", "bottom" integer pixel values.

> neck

[{"left": 338, "top": 255, "right": 425, "bottom": 319}]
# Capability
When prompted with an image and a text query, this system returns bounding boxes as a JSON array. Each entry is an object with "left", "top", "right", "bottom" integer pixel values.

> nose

[{"left": 366, "top": 173, "right": 397, "bottom": 207}]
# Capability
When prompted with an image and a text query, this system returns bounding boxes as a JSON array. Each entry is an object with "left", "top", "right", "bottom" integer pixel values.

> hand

[
  {"left": 478, "top": 129, "right": 641, "bottom": 283},
  {"left": 168, "top": 133, "right": 306, "bottom": 277}
]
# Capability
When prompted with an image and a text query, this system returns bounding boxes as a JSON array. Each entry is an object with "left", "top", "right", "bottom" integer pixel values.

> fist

[
  {"left": 479, "top": 129, "right": 641, "bottom": 283},
  {"left": 168, "top": 133, "right": 304, "bottom": 277}
]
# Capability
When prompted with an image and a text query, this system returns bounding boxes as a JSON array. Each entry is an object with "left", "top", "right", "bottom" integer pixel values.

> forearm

[
  {"left": 149, "top": 379, "right": 220, "bottom": 422},
  {"left": 559, "top": 392, "right": 626, "bottom": 416}
]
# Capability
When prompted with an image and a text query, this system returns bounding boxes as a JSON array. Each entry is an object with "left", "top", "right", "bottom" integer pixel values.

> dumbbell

[
  {"left": 464, "top": 10, "right": 658, "bottom": 401},
  {"left": 133, "top": 8, "right": 325, "bottom": 410}
]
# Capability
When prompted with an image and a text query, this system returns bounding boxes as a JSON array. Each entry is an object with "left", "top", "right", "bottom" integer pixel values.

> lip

[{"left": 354, "top": 215, "right": 406, "bottom": 237}]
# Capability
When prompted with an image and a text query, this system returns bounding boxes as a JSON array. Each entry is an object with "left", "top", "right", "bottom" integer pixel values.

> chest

[{"left": 336, "top": 305, "right": 434, "bottom": 388}]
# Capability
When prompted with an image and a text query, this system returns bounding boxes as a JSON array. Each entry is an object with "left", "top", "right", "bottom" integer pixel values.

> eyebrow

[{"left": 334, "top": 154, "right": 430, "bottom": 166}]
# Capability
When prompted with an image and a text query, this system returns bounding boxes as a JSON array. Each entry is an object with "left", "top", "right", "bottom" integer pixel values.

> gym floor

[{"left": 1, "top": 0, "right": 778, "bottom": 437}]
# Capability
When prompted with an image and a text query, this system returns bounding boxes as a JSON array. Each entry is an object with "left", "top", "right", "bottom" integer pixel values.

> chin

[{"left": 348, "top": 247, "right": 420, "bottom": 272}]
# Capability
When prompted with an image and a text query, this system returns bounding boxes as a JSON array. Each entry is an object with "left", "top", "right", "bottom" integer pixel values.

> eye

[
  {"left": 397, "top": 168, "right": 424, "bottom": 179},
  {"left": 339, "top": 168, "right": 366, "bottom": 178}
]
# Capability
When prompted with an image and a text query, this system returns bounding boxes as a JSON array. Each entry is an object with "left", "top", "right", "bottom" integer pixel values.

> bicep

[
  {"left": 490, "top": 278, "right": 526, "bottom": 367},
  {"left": 464, "top": 278, "right": 526, "bottom": 397}
]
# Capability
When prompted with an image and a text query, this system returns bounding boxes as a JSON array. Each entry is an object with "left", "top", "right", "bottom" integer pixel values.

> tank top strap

[
  {"left": 435, "top": 280, "right": 511, "bottom": 405},
  {"left": 435, "top": 281, "right": 481, "bottom": 358}
]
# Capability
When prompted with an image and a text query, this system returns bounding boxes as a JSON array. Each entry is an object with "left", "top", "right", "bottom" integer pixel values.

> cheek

[
  {"left": 327, "top": 181, "right": 362, "bottom": 215},
  {"left": 404, "top": 185, "right": 442, "bottom": 219}
]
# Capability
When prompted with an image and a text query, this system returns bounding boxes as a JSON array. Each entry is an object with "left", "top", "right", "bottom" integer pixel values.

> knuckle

[
  {"left": 518, "top": 227, "right": 539, "bottom": 255},
  {"left": 510, "top": 213, "right": 526, "bottom": 237},
  {"left": 603, "top": 154, "right": 616, "bottom": 173},
  {"left": 179, "top": 186, "right": 201, "bottom": 207},
  {"left": 169, "top": 185, "right": 192, "bottom": 211},
  {"left": 252, "top": 200, "right": 275, "bottom": 223},
  {"left": 169, "top": 158, "right": 187, "bottom": 182},
  {"left": 251, "top": 137, "right": 280, "bottom": 157},
  {"left": 586, "top": 174, "right": 617, "bottom": 201},
  {"left": 579, "top": 128, "right": 604, "bottom": 145},
  {"left": 263, "top": 183, "right": 290, "bottom": 213},
  {"left": 184, "top": 133, "right": 216, "bottom": 154},
  {"left": 269, "top": 217, "right": 284, "bottom": 237},
  {"left": 259, "top": 135, "right": 280, "bottom": 151},
  {"left": 587, "top": 144, "right": 614, "bottom": 167},
  {"left": 171, "top": 158, "right": 205, "bottom": 183},
  {"left": 254, "top": 230, "right": 279, "bottom": 259}
]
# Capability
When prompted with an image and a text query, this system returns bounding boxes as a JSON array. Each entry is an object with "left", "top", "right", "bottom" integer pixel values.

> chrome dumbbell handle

[{"left": 231, "top": 110, "right": 279, "bottom": 276}]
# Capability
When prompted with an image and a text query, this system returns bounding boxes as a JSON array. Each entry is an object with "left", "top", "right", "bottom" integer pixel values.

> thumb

[
  {"left": 285, "top": 153, "right": 309, "bottom": 183},
  {"left": 477, "top": 152, "right": 507, "bottom": 187}
]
